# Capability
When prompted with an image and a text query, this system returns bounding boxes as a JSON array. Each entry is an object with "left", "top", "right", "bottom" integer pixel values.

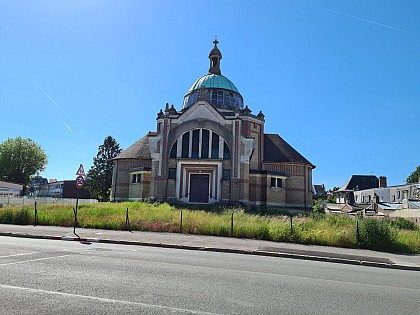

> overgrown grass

[{"left": 0, "top": 202, "right": 419, "bottom": 253}]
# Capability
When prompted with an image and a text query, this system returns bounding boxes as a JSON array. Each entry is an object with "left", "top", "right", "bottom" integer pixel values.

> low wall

[{"left": 388, "top": 209, "right": 420, "bottom": 219}]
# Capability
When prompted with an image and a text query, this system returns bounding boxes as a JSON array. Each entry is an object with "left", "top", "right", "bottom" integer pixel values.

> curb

[
  {"left": 1, "top": 232, "right": 419, "bottom": 272},
  {"left": 0, "top": 232, "right": 99, "bottom": 243}
]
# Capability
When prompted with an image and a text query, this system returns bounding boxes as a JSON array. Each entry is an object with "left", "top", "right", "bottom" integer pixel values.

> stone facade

[{"left": 111, "top": 41, "right": 315, "bottom": 211}]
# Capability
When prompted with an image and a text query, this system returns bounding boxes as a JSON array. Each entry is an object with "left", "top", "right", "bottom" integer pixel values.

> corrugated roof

[
  {"left": 263, "top": 134, "right": 314, "bottom": 166},
  {"left": 114, "top": 135, "right": 151, "bottom": 160}
]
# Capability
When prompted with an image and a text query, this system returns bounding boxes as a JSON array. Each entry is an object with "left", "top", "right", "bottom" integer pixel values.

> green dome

[
  {"left": 188, "top": 74, "right": 240, "bottom": 94},
  {"left": 182, "top": 41, "right": 244, "bottom": 110}
]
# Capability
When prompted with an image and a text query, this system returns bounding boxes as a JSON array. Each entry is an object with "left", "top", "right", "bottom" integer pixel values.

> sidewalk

[{"left": 1, "top": 224, "right": 419, "bottom": 271}]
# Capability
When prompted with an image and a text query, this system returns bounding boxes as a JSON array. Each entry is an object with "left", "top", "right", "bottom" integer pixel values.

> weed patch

[{"left": 0, "top": 202, "right": 419, "bottom": 253}]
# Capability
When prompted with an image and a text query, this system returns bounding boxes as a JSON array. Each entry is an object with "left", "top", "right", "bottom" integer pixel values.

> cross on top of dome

[{"left": 209, "top": 39, "right": 222, "bottom": 75}]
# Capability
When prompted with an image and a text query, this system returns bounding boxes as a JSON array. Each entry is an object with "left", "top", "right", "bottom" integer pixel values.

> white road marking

[
  {"left": 0, "top": 252, "right": 38, "bottom": 258},
  {"left": 0, "top": 254, "right": 73, "bottom": 266},
  {"left": 0, "top": 283, "right": 223, "bottom": 315}
]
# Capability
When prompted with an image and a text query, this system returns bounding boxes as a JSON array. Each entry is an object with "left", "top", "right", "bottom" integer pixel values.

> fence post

[
  {"left": 73, "top": 207, "right": 78, "bottom": 237},
  {"left": 290, "top": 215, "right": 294, "bottom": 240},
  {"left": 180, "top": 210, "right": 183, "bottom": 232},
  {"left": 356, "top": 220, "right": 361, "bottom": 247},
  {"left": 125, "top": 207, "right": 131, "bottom": 231},
  {"left": 231, "top": 213, "right": 234, "bottom": 236},
  {"left": 34, "top": 201, "right": 37, "bottom": 226}
]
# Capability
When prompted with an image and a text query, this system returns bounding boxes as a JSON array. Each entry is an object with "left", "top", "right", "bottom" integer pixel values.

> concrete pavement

[{"left": 1, "top": 224, "right": 419, "bottom": 271}]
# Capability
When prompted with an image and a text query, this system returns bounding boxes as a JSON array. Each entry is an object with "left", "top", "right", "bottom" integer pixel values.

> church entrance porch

[
  {"left": 189, "top": 174, "right": 210, "bottom": 203},
  {"left": 176, "top": 161, "right": 222, "bottom": 204}
]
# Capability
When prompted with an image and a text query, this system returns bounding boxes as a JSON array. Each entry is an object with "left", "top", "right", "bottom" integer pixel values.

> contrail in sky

[
  {"left": 62, "top": 121, "right": 72, "bottom": 131},
  {"left": 32, "top": 80, "right": 72, "bottom": 132},
  {"left": 318, "top": 7, "right": 407, "bottom": 33},
  {"left": 32, "top": 80, "right": 64, "bottom": 111}
]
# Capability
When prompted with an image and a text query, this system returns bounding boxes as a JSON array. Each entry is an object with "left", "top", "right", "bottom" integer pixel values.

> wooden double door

[{"left": 189, "top": 174, "right": 209, "bottom": 203}]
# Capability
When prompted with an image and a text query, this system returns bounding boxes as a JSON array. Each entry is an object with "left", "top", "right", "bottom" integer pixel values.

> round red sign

[{"left": 75, "top": 175, "right": 85, "bottom": 189}]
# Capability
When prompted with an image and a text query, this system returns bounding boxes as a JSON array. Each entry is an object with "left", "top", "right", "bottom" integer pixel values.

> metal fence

[{"left": 0, "top": 196, "right": 98, "bottom": 207}]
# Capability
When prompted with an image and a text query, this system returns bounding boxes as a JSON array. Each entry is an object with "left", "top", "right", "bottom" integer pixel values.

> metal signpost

[{"left": 74, "top": 164, "right": 86, "bottom": 237}]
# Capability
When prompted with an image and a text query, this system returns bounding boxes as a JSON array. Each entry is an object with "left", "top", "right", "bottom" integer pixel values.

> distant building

[
  {"left": 353, "top": 183, "right": 420, "bottom": 204},
  {"left": 334, "top": 175, "right": 383, "bottom": 204},
  {"left": 0, "top": 180, "right": 23, "bottom": 197},
  {"left": 32, "top": 179, "right": 91, "bottom": 199},
  {"left": 312, "top": 184, "right": 326, "bottom": 200},
  {"left": 111, "top": 41, "right": 315, "bottom": 210},
  {"left": 329, "top": 175, "right": 420, "bottom": 217}
]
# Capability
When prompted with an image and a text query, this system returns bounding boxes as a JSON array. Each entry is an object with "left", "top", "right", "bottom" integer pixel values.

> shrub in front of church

[
  {"left": 358, "top": 218, "right": 397, "bottom": 252},
  {"left": 292, "top": 215, "right": 356, "bottom": 248}
]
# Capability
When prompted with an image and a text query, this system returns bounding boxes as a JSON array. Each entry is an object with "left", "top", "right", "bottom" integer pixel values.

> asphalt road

[{"left": 0, "top": 236, "right": 419, "bottom": 315}]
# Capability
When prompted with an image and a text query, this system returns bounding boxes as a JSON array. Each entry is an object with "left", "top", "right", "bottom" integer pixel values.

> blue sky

[{"left": 1, "top": 0, "right": 419, "bottom": 190}]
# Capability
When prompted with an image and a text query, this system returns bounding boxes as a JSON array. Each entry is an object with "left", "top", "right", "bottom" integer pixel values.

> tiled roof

[
  {"left": 263, "top": 134, "right": 314, "bottom": 166},
  {"left": 114, "top": 135, "right": 151, "bottom": 160},
  {"left": 338, "top": 175, "right": 379, "bottom": 192}
]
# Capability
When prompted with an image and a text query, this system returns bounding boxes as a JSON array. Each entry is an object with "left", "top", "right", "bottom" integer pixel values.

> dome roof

[
  {"left": 182, "top": 40, "right": 244, "bottom": 110},
  {"left": 188, "top": 74, "right": 239, "bottom": 94}
]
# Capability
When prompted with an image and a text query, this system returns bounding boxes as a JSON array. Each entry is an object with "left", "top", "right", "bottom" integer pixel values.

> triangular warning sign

[{"left": 76, "top": 164, "right": 85, "bottom": 176}]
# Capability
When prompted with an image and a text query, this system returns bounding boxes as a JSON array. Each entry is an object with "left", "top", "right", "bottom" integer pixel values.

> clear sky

[{"left": 1, "top": 0, "right": 419, "bottom": 190}]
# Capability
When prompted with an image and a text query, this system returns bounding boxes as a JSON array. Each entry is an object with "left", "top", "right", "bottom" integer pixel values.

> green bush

[
  {"left": 312, "top": 199, "right": 325, "bottom": 214},
  {"left": 0, "top": 208, "right": 31, "bottom": 224},
  {"left": 390, "top": 218, "right": 417, "bottom": 231},
  {"left": 358, "top": 219, "right": 397, "bottom": 251},
  {"left": 0, "top": 210, "right": 14, "bottom": 224}
]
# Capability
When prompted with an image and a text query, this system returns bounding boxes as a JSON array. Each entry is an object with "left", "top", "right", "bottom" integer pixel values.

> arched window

[
  {"left": 181, "top": 133, "right": 189, "bottom": 158},
  {"left": 223, "top": 142, "right": 231, "bottom": 160},
  {"left": 170, "top": 141, "right": 177, "bottom": 158},
  {"left": 169, "top": 129, "right": 230, "bottom": 160}
]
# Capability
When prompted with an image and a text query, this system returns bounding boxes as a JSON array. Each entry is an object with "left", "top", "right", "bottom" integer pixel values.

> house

[
  {"left": 334, "top": 175, "right": 384, "bottom": 204},
  {"left": 0, "top": 180, "right": 23, "bottom": 197},
  {"left": 111, "top": 41, "right": 315, "bottom": 211},
  {"left": 312, "top": 184, "right": 326, "bottom": 200},
  {"left": 32, "top": 179, "right": 91, "bottom": 199},
  {"left": 330, "top": 174, "right": 420, "bottom": 217}
]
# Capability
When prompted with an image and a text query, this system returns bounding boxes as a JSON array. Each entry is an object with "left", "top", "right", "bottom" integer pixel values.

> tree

[
  {"left": 0, "top": 137, "right": 48, "bottom": 194},
  {"left": 312, "top": 199, "right": 326, "bottom": 214},
  {"left": 86, "top": 136, "right": 122, "bottom": 201},
  {"left": 406, "top": 165, "right": 420, "bottom": 184}
]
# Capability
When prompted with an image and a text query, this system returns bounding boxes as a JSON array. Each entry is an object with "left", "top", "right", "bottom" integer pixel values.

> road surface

[{"left": 0, "top": 236, "right": 419, "bottom": 314}]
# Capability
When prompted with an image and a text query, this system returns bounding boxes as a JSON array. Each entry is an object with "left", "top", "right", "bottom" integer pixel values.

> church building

[{"left": 111, "top": 41, "right": 315, "bottom": 210}]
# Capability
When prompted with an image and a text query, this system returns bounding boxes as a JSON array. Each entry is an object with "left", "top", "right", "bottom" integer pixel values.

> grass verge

[{"left": 0, "top": 202, "right": 419, "bottom": 253}]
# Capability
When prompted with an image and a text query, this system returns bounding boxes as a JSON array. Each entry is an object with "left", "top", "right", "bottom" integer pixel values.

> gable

[{"left": 177, "top": 101, "right": 226, "bottom": 125}]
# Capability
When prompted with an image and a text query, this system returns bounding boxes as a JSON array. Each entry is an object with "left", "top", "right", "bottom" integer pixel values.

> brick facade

[{"left": 111, "top": 42, "right": 315, "bottom": 211}]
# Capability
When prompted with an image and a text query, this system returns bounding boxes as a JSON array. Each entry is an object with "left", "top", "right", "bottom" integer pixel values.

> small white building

[{"left": 0, "top": 180, "right": 23, "bottom": 197}]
